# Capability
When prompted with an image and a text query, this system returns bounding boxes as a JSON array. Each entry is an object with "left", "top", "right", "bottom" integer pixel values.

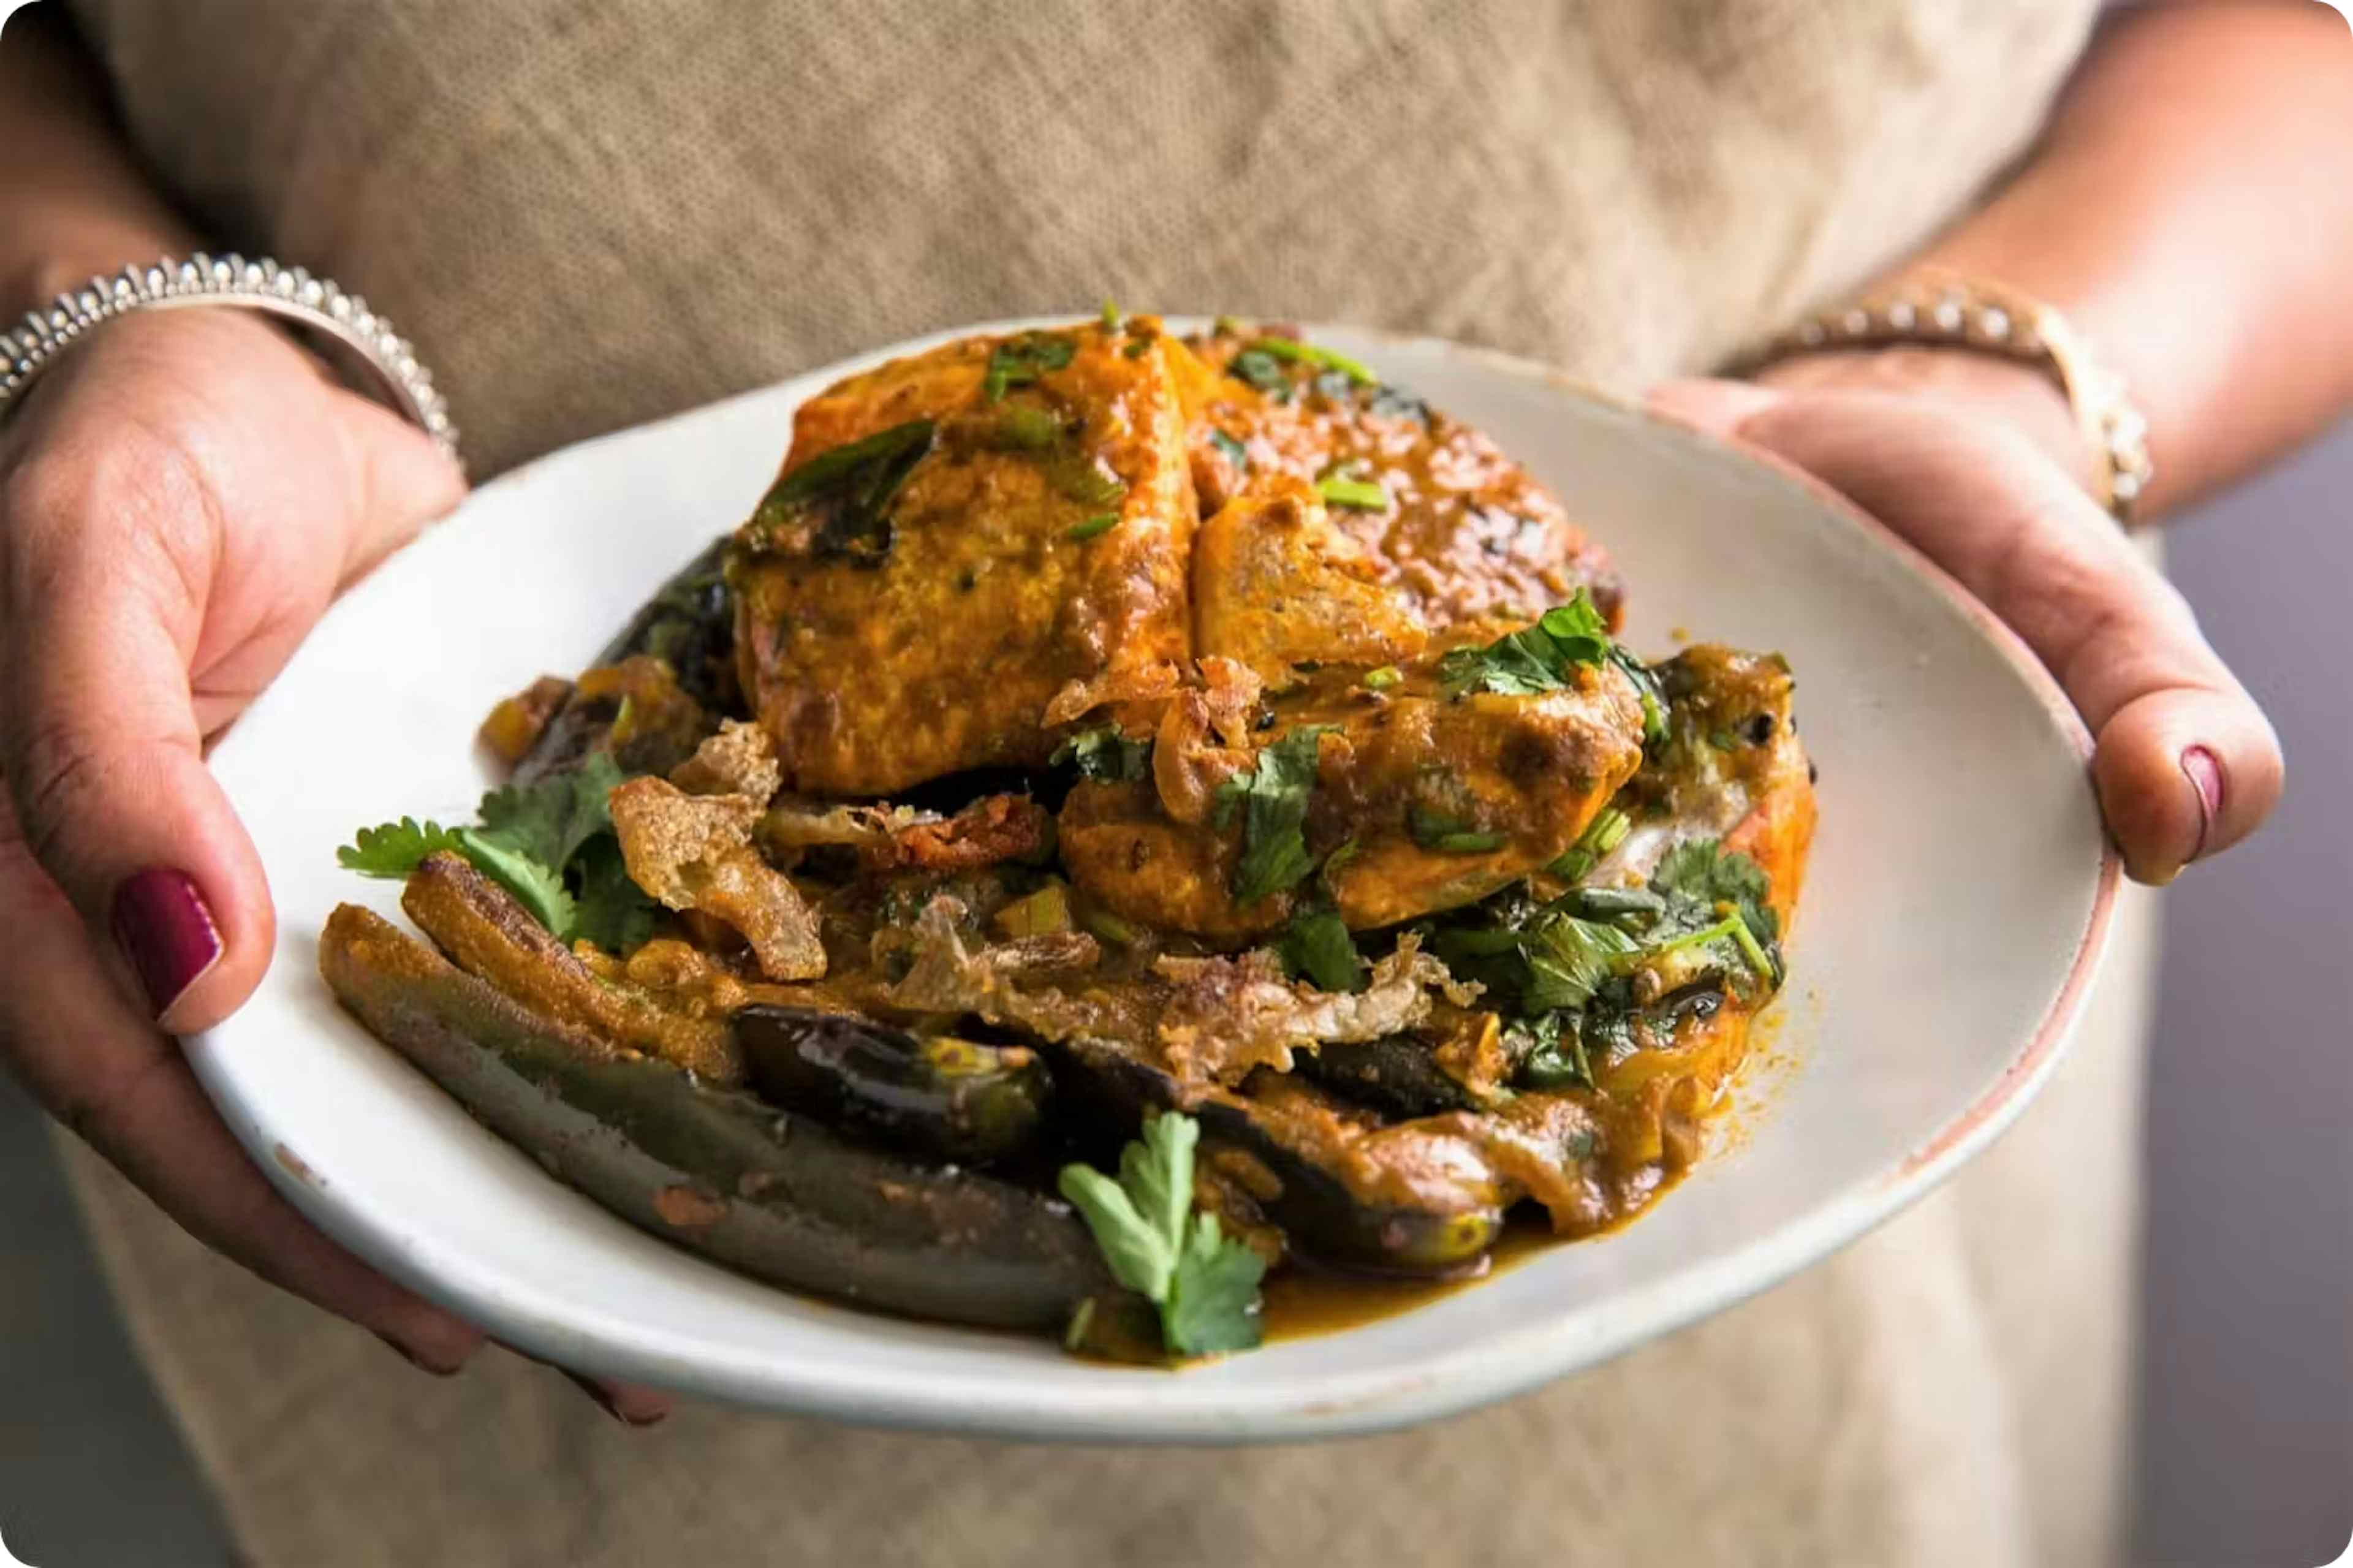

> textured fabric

[
  {"left": 49, "top": 1, "right": 2142, "bottom": 1564},
  {"left": 70, "top": 1, "right": 2096, "bottom": 479}
]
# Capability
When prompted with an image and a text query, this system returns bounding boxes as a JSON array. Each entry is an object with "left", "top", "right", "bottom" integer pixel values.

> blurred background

[{"left": 2, "top": 424, "right": 2349, "bottom": 1566}]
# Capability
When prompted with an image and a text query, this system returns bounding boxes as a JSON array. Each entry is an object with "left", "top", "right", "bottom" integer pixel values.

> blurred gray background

[{"left": 2, "top": 425, "right": 2349, "bottom": 1566}]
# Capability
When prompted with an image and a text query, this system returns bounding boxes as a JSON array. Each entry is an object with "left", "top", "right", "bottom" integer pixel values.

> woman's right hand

[{"left": 0, "top": 305, "right": 661, "bottom": 1423}]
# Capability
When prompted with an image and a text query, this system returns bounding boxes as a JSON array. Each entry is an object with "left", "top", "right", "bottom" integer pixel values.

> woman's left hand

[{"left": 1650, "top": 354, "right": 2283, "bottom": 885}]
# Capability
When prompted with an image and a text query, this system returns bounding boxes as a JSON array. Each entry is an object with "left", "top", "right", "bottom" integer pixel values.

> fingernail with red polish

[
  {"left": 110, "top": 868, "right": 222, "bottom": 1020},
  {"left": 2181, "top": 746, "right": 2224, "bottom": 861},
  {"left": 375, "top": 1331, "right": 467, "bottom": 1377},
  {"left": 563, "top": 1371, "right": 667, "bottom": 1428}
]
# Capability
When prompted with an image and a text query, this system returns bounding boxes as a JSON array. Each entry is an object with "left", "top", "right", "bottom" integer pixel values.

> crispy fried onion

[
  {"left": 609, "top": 776, "right": 826, "bottom": 980},
  {"left": 1153, "top": 656, "right": 1263, "bottom": 825},
  {"left": 670, "top": 719, "right": 783, "bottom": 802},
  {"left": 885, "top": 896, "right": 1473, "bottom": 1087}
]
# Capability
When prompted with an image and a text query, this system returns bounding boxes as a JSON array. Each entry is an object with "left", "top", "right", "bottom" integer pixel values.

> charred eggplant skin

[
  {"left": 513, "top": 536, "right": 735, "bottom": 787},
  {"left": 735, "top": 1006, "right": 1050, "bottom": 1164},
  {"left": 1052, "top": 1036, "right": 1499, "bottom": 1275},
  {"left": 1304, "top": 1034, "right": 1477, "bottom": 1119},
  {"left": 320, "top": 904, "right": 1107, "bottom": 1328}
]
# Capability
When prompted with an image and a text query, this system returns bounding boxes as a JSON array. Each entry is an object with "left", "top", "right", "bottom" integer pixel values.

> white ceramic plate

[{"left": 194, "top": 320, "right": 2118, "bottom": 1441}]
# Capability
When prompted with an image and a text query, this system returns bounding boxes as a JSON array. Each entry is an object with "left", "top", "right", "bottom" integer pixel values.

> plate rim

[{"left": 187, "top": 318, "right": 2123, "bottom": 1442}]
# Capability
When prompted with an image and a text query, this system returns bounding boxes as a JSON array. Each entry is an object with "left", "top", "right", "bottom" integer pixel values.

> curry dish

[{"left": 320, "top": 314, "right": 1815, "bottom": 1362}]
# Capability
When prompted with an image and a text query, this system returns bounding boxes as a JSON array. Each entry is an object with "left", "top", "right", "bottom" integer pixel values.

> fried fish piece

[
  {"left": 731, "top": 320, "right": 1196, "bottom": 795},
  {"left": 1060, "top": 656, "right": 1647, "bottom": 940},
  {"left": 1186, "top": 324, "right": 1623, "bottom": 635}
]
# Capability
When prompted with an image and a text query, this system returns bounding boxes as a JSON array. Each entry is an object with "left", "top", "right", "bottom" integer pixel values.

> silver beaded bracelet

[
  {"left": 1, "top": 253, "right": 458, "bottom": 466},
  {"left": 1732, "top": 267, "right": 2153, "bottom": 524}
]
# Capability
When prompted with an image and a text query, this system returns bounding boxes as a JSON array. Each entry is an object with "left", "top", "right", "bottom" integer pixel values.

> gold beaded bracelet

[{"left": 1733, "top": 267, "right": 2153, "bottom": 524}]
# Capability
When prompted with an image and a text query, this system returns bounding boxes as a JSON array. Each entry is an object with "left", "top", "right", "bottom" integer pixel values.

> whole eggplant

[{"left": 320, "top": 904, "right": 1107, "bottom": 1328}]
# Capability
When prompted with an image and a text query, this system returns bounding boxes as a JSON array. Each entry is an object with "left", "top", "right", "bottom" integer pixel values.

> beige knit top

[{"left": 70, "top": 0, "right": 2097, "bottom": 477}]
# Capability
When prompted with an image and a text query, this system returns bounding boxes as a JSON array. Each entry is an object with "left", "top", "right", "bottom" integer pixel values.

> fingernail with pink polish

[
  {"left": 110, "top": 868, "right": 222, "bottom": 1020},
  {"left": 2180, "top": 746, "right": 2224, "bottom": 861}
]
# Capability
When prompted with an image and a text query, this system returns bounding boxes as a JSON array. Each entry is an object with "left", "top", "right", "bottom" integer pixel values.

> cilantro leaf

[
  {"left": 1052, "top": 725, "right": 1150, "bottom": 783},
  {"left": 1165, "top": 1212, "right": 1267, "bottom": 1355},
  {"left": 476, "top": 751, "right": 627, "bottom": 871},
  {"left": 1216, "top": 726, "right": 1335, "bottom": 905},
  {"left": 1057, "top": 1112, "right": 1265, "bottom": 1358},
  {"left": 1512, "top": 1012, "right": 1595, "bottom": 1090},
  {"left": 336, "top": 817, "right": 465, "bottom": 878},
  {"left": 1277, "top": 905, "right": 1366, "bottom": 993},
  {"left": 1521, "top": 911, "right": 1643, "bottom": 1013},
  {"left": 1208, "top": 429, "right": 1249, "bottom": 472},
  {"left": 1436, "top": 588, "right": 1615, "bottom": 699},
  {"left": 1228, "top": 346, "right": 1291, "bottom": 396},
  {"left": 983, "top": 331, "right": 1077, "bottom": 401},
  {"left": 1651, "top": 837, "right": 1782, "bottom": 985},
  {"left": 1058, "top": 1166, "right": 1178, "bottom": 1301},
  {"left": 569, "top": 836, "right": 659, "bottom": 953},
  {"left": 452, "top": 827, "right": 577, "bottom": 939},
  {"left": 1121, "top": 1112, "right": 1197, "bottom": 1265}
]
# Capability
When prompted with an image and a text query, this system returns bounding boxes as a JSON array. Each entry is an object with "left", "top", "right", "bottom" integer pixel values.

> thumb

[{"left": 1, "top": 449, "right": 274, "bottom": 1032}]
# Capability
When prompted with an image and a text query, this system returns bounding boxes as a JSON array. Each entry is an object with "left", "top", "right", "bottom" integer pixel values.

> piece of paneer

[
  {"left": 1184, "top": 324, "right": 1623, "bottom": 635},
  {"left": 732, "top": 321, "right": 1195, "bottom": 795}
]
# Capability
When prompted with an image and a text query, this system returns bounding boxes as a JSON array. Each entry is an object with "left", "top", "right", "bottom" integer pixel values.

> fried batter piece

[{"left": 608, "top": 776, "right": 826, "bottom": 981}]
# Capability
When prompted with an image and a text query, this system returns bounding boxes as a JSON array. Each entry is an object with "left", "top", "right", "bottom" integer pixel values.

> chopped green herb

[
  {"left": 1547, "top": 806, "right": 1630, "bottom": 880},
  {"left": 1367, "top": 383, "right": 1432, "bottom": 425},
  {"left": 568, "top": 835, "right": 659, "bottom": 953},
  {"left": 1514, "top": 1012, "right": 1594, "bottom": 1090},
  {"left": 1057, "top": 1113, "right": 1265, "bottom": 1357},
  {"left": 1407, "top": 804, "right": 1505, "bottom": 854},
  {"left": 452, "top": 827, "right": 577, "bottom": 938},
  {"left": 1079, "top": 905, "right": 1143, "bottom": 948},
  {"left": 1436, "top": 588, "right": 1616, "bottom": 699},
  {"left": 338, "top": 752, "right": 656, "bottom": 950},
  {"left": 1651, "top": 838, "right": 1782, "bottom": 985},
  {"left": 336, "top": 817, "right": 466, "bottom": 878},
  {"left": 1100, "top": 299, "right": 1121, "bottom": 331},
  {"left": 1612, "top": 646, "right": 1669, "bottom": 746},
  {"left": 747, "top": 417, "right": 935, "bottom": 567},
  {"left": 1067, "top": 512, "right": 1120, "bottom": 541},
  {"left": 1317, "top": 475, "right": 1389, "bottom": 511},
  {"left": 1214, "top": 725, "right": 1336, "bottom": 904},
  {"left": 1317, "top": 837, "right": 1362, "bottom": 895},
  {"left": 1252, "top": 334, "right": 1377, "bottom": 387},
  {"left": 1211, "top": 314, "right": 1244, "bottom": 336},
  {"left": 1361, "top": 665, "right": 1401, "bottom": 691},
  {"left": 1208, "top": 429, "right": 1249, "bottom": 472},
  {"left": 476, "top": 752, "right": 629, "bottom": 873},
  {"left": 1123, "top": 338, "right": 1151, "bottom": 358},
  {"left": 991, "top": 404, "right": 1064, "bottom": 451},
  {"left": 1277, "top": 905, "right": 1365, "bottom": 994},
  {"left": 1229, "top": 347, "right": 1291, "bottom": 397},
  {"left": 1049, "top": 454, "right": 1126, "bottom": 507},
  {"left": 1053, "top": 725, "right": 1151, "bottom": 783},
  {"left": 983, "top": 331, "right": 1077, "bottom": 401}
]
